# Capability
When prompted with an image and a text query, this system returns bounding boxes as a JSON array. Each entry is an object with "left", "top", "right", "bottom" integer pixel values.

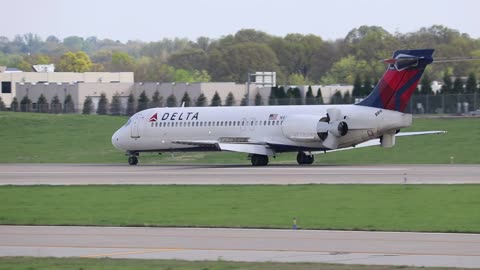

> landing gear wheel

[
  {"left": 297, "top": 152, "right": 314, "bottom": 165},
  {"left": 251, "top": 154, "right": 269, "bottom": 166},
  {"left": 128, "top": 156, "right": 138, "bottom": 165}
]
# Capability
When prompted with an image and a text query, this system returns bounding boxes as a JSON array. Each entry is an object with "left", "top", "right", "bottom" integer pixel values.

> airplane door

[{"left": 130, "top": 114, "right": 142, "bottom": 138}]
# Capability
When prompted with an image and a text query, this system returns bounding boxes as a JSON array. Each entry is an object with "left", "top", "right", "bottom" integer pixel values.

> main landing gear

[
  {"left": 297, "top": 152, "right": 314, "bottom": 165},
  {"left": 250, "top": 154, "right": 269, "bottom": 166},
  {"left": 127, "top": 152, "right": 139, "bottom": 165}
]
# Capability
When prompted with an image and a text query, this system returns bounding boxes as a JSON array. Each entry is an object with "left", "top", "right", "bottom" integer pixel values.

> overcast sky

[{"left": 3, "top": 0, "right": 479, "bottom": 42}]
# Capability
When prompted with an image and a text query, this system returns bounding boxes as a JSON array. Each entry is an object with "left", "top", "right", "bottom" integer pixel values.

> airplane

[{"left": 112, "top": 49, "right": 445, "bottom": 166}]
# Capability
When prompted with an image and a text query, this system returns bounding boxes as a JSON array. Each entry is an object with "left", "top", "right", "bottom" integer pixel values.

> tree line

[{"left": 1, "top": 25, "right": 479, "bottom": 85}]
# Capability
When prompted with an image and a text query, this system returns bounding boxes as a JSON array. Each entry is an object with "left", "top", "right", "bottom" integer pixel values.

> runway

[
  {"left": 0, "top": 164, "right": 479, "bottom": 185},
  {"left": 1, "top": 226, "right": 480, "bottom": 268}
]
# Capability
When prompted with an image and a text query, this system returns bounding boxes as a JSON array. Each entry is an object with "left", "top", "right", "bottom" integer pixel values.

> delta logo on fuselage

[{"left": 149, "top": 112, "right": 200, "bottom": 122}]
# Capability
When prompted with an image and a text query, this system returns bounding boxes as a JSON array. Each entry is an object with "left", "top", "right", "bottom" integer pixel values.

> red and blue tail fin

[{"left": 356, "top": 49, "right": 434, "bottom": 112}]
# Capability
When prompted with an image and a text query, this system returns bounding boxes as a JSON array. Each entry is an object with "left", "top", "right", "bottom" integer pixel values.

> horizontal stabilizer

[{"left": 311, "top": 130, "right": 446, "bottom": 154}]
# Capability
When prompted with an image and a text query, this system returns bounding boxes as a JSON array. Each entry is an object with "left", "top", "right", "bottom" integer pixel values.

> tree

[
  {"left": 362, "top": 77, "right": 373, "bottom": 96},
  {"left": 208, "top": 42, "right": 279, "bottom": 82},
  {"left": 254, "top": 92, "right": 264, "bottom": 106},
  {"left": 180, "top": 92, "right": 192, "bottom": 107},
  {"left": 195, "top": 93, "right": 207, "bottom": 107},
  {"left": 352, "top": 74, "right": 362, "bottom": 97},
  {"left": 110, "top": 51, "right": 135, "bottom": 72},
  {"left": 420, "top": 74, "right": 433, "bottom": 95},
  {"left": 137, "top": 91, "right": 150, "bottom": 112},
  {"left": 465, "top": 72, "right": 478, "bottom": 93},
  {"left": 240, "top": 94, "right": 248, "bottom": 106},
  {"left": 316, "top": 88, "right": 324, "bottom": 104},
  {"left": 64, "top": 94, "right": 75, "bottom": 113},
  {"left": 224, "top": 92, "right": 235, "bottom": 106},
  {"left": 63, "top": 36, "right": 84, "bottom": 51},
  {"left": 166, "top": 94, "right": 177, "bottom": 107},
  {"left": 126, "top": 93, "right": 136, "bottom": 116},
  {"left": 96, "top": 93, "right": 108, "bottom": 115},
  {"left": 210, "top": 91, "right": 222, "bottom": 106},
  {"left": 51, "top": 95, "right": 62, "bottom": 114},
  {"left": 10, "top": 97, "right": 18, "bottom": 112},
  {"left": 110, "top": 93, "right": 123, "bottom": 115},
  {"left": 305, "top": 86, "right": 316, "bottom": 105},
  {"left": 330, "top": 90, "right": 343, "bottom": 104},
  {"left": 57, "top": 51, "right": 92, "bottom": 72},
  {"left": 343, "top": 91, "right": 352, "bottom": 104},
  {"left": 37, "top": 94, "right": 48, "bottom": 113},
  {"left": 452, "top": 77, "right": 464, "bottom": 94},
  {"left": 441, "top": 72, "right": 453, "bottom": 94},
  {"left": 20, "top": 95, "right": 31, "bottom": 112},
  {"left": 150, "top": 90, "right": 164, "bottom": 108},
  {"left": 286, "top": 87, "right": 302, "bottom": 105},
  {"left": 268, "top": 87, "right": 277, "bottom": 105},
  {"left": 275, "top": 86, "right": 288, "bottom": 105},
  {"left": 168, "top": 49, "right": 208, "bottom": 71},
  {"left": 126, "top": 93, "right": 135, "bottom": 116},
  {"left": 0, "top": 97, "right": 5, "bottom": 111},
  {"left": 82, "top": 96, "right": 93, "bottom": 114}
]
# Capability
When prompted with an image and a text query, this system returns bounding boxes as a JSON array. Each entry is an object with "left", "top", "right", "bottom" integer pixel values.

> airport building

[
  {"left": 0, "top": 66, "right": 134, "bottom": 109},
  {"left": 2, "top": 66, "right": 351, "bottom": 113}
]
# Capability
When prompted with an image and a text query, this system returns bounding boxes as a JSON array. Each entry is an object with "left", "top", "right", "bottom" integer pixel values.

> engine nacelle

[{"left": 281, "top": 115, "right": 321, "bottom": 142}]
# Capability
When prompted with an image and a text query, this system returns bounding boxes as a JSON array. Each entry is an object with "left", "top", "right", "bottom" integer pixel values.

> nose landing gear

[{"left": 127, "top": 152, "right": 139, "bottom": 165}]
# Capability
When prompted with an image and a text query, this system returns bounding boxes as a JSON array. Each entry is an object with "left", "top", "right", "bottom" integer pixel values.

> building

[{"left": 0, "top": 67, "right": 134, "bottom": 108}]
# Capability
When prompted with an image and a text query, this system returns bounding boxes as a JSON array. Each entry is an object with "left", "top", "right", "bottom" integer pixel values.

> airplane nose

[{"left": 112, "top": 129, "right": 123, "bottom": 151}]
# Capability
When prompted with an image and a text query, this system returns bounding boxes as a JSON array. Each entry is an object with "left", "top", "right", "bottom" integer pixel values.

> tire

[
  {"left": 297, "top": 152, "right": 314, "bottom": 165},
  {"left": 128, "top": 156, "right": 138, "bottom": 165},
  {"left": 251, "top": 154, "right": 269, "bottom": 166}
]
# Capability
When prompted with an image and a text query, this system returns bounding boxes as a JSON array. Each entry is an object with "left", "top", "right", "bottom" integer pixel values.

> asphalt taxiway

[
  {"left": 0, "top": 164, "right": 479, "bottom": 185},
  {"left": 1, "top": 226, "right": 480, "bottom": 268}
]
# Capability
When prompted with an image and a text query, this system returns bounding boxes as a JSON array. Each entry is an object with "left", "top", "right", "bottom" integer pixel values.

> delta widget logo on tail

[{"left": 149, "top": 113, "right": 158, "bottom": 122}]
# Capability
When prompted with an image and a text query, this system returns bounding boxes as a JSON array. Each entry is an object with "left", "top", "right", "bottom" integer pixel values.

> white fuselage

[{"left": 111, "top": 104, "right": 412, "bottom": 155}]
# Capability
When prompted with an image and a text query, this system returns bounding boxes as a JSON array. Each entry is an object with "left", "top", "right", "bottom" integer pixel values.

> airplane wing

[
  {"left": 312, "top": 130, "right": 446, "bottom": 154},
  {"left": 173, "top": 131, "right": 446, "bottom": 156},
  {"left": 172, "top": 138, "right": 274, "bottom": 156}
]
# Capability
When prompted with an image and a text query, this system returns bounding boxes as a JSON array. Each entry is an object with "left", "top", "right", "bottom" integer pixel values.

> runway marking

[
  {"left": 81, "top": 248, "right": 183, "bottom": 258},
  {"left": 3, "top": 244, "right": 480, "bottom": 257},
  {"left": 3, "top": 232, "right": 480, "bottom": 244}
]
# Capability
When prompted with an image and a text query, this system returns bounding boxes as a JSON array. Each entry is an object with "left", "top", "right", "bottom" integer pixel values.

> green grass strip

[
  {"left": 1, "top": 185, "right": 479, "bottom": 233},
  {"left": 1, "top": 111, "right": 480, "bottom": 164},
  {"left": 1, "top": 257, "right": 464, "bottom": 270},
  {"left": 0, "top": 257, "right": 472, "bottom": 270}
]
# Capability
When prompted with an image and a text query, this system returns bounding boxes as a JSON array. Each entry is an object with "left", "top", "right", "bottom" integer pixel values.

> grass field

[
  {"left": 0, "top": 111, "right": 479, "bottom": 164},
  {"left": 1, "top": 184, "right": 479, "bottom": 233},
  {"left": 0, "top": 257, "right": 459, "bottom": 270}
]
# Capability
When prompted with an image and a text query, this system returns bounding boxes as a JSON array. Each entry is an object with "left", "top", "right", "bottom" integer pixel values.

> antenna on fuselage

[{"left": 181, "top": 102, "right": 185, "bottom": 107}]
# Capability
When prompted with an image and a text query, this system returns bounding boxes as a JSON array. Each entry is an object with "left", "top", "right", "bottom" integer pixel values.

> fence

[{"left": 7, "top": 94, "right": 480, "bottom": 115}]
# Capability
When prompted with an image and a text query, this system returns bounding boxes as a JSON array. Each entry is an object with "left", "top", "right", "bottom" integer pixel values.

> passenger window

[{"left": 276, "top": 120, "right": 280, "bottom": 125}]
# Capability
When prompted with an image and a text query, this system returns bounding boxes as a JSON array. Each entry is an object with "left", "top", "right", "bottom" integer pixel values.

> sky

[{"left": 3, "top": 0, "right": 479, "bottom": 42}]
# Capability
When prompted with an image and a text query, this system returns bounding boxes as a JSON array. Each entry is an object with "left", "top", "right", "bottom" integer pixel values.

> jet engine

[
  {"left": 316, "top": 108, "right": 349, "bottom": 149},
  {"left": 281, "top": 108, "right": 349, "bottom": 148}
]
